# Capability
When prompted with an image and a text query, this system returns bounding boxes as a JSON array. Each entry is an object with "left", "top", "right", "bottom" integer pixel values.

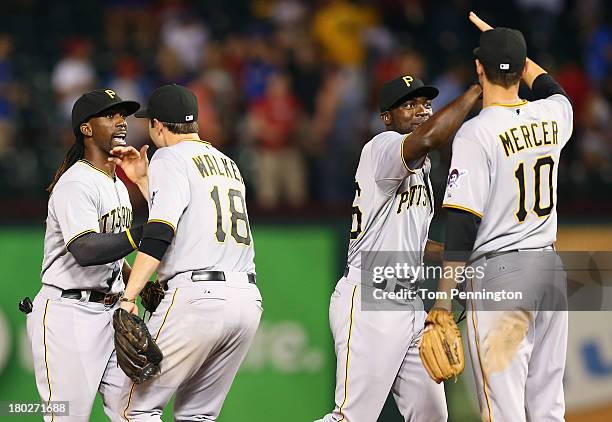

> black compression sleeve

[
  {"left": 443, "top": 209, "right": 481, "bottom": 261},
  {"left": 139, "top": 238, "right": 171, "bottom": 261},
  {"left": 531, "top": 73, "right": 569, "bottom": 101},
  {"left": 128, "top": 225, "right": 144, "bottom": 246},
  {"left": 68, "top": 226, "right": 142, "bottom": 267},
  {"left": 138, "top": 221, "right": 175, "bottom": 261}
]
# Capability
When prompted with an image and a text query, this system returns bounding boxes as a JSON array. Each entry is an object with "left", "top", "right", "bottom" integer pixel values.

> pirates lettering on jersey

[
  {"left": 99, "top": 206, "right": 132, "bottom": 233},
  {"left": 396, "top": 184, "right": 429, "bottom": 213},
  {"left": 499, "top": 120, "right": 559, "bottom": 157},
  {"left": 192, "top": 154, "right": 244, "bottom": 184}
]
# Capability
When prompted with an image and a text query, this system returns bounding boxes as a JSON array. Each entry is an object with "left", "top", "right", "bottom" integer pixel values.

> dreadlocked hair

[{"left": 47, "top": 136, "right": 85, "bottom": 193}]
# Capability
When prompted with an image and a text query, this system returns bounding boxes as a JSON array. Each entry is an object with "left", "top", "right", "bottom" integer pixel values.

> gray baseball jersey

[
  {"left": 318, "top": 130, "right": 447, "bottom": 422},
  {"left": 41, "top": 160, "right": 133, "bottom": 292},
  {"left": 118, "top": 139, "right": 261, "bottom": 421},
  {"left": 146, "top": 140, "right": 255, "bottom": 282},
  {"left": 445, "top": 94, "right": 573, "bottom": 422},
  {"left": 443, "top": 95, "right": 573, "bottom": 255},
  {"left": 347, "top": 131, "right": 434, "bottom": 271}
]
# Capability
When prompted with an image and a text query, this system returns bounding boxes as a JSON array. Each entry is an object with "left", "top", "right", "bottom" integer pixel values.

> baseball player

[
  {"left": 110, "top": 84, "right": 262, "bottom": 421},
  {"left": 316, "top": 76, "right": 482, "bottom": 422},
  {"left": 431, "top": 13, "right": 573, "bottom": 421},
  {"left": 26, "top": 89, "right": 144, "bottom": 421}
]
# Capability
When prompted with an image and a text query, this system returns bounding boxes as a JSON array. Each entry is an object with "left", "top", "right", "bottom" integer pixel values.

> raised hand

[
  {"left": 469, "top": 11, "right": 493, "bottom": 32},
  {"left": 109, "top": 144, "right": 149, "bottom": 185}
]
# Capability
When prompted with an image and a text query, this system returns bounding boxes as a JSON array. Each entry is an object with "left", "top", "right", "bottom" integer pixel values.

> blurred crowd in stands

[{"left": 0, "top": 0, "right": 610, "bottom": 217}]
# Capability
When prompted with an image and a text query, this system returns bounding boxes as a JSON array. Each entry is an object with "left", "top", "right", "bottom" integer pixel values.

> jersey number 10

[
  {"left": 514, "top": 156, "right": 555, "bottom": 222},
  {"left": 210, "top": 186, "right": 252, "bottom": 245}
]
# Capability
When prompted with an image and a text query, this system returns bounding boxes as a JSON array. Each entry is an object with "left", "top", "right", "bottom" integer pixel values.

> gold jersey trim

[
  {"left": 338, "top": 285, "right": 358, "bottom": 421},
  {"left": 184, "top": 139, "right": 212, "bottom": 145},
  {"left": 442, "top": 204, "right": 484, "bottom": 219},
  {"left": 123, "top": 289, "right": 179, "bottom": 422},
  {"left": 470, "top": 290, "right": 494, "bottom": 421},
  {"left": 43, "top": 300, "right": 55, "bottom": 422},
  {"left": 487, "top": 99, "right": 529, "bottom": 108},
  {"left": 65, "top": 229, "right": 96, "bottom": 249},
  {"left": 77, "top": 159, "right": 115, "bottom": 180},
  {"left": 400, "top": 132, "right": 418, "bottom": 174},
  {"left": 126, "top": 229, "right": 137, "bottom": 250},
  {"left": 147, "top": 219, "right": 176, "bottom": 234}
]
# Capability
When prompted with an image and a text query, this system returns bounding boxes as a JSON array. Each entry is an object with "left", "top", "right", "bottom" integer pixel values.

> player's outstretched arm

[
  {"left": 468, "top": 11, "right": 547, "bottom": 89},
  {"left": 68, "top": 228, "right": 143, "bottom": 266},
  {"left": 402, "top": 84, "right": 482, "bottom": 164}
]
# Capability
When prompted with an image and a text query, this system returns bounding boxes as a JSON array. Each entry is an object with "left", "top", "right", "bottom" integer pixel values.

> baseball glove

[
  {"left": 113, "top": 308, "right": 163, "bottom": 384},
  {"left": 140, "top": 279, "right": 165, "bottom": 315},
  {"left": 419, "top": 308, "right": 465, "bottom": 383}
]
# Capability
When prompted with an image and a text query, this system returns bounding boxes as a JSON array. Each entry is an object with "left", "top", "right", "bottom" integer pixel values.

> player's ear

[
  {"left": 380, "top": 112, "right": 391, "bottom": 125},
  {"left": 154, "top": 119, "right": 164, "bottom": 134},
  {"left": 521, "top": 60, "right": 528, "bottom": 78},
  {"left": 80, "top": 122, "right": 92, "bottom": 137},
  {"left": 474, "top": 59, "right": 483, "bottom": 77}
]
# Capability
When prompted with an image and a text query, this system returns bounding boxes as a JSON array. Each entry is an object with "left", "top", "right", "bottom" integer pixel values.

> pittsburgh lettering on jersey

[
  {"left": 192, "top": 154, "right": 244, "bottom": 184},
  {"left": 499, "top": 120, "right": 558, "bottom": 157},
  {"left": 99, "top": 206, "right": 132, "bottom": 233},
  {"left": 396, "top": 184, "right": 428, "bottom": 213}
]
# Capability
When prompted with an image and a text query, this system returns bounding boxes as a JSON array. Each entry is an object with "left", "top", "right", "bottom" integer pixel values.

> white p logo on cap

[
  {"left": 500, "top": 63, "right": 510, "bottom": 70},
  {"left": 185, "top": 115, "right": 194, "bottom": 121}
]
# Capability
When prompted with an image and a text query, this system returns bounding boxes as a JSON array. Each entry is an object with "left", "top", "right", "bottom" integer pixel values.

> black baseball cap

[
  {"left": 474, "top": 28, "right": 527, "bottom": 73},
  {"left": 135, "top": 84, "right": 198, "bottom": 123},
  {"left": 71, "top": 89, "right": 140, "bottom": 136},
  {"left": 379, "top": 76, "right": 439, "bottom": 112}
]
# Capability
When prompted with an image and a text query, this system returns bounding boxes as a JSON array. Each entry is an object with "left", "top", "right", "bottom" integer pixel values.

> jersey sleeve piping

[
  {"left": 65, "top": 229, "right": 97, "bottom": 249},
  {"left": 126, "top": 228, "right": 138, "bottom": 250},
  {"left": 485, "top": 99, "right": 529, "bottom": 108},
  {"left": 147, "top": 219, "right": 176, "bottom": 234},
  {"left": 400, "top": 133, "right": 417, "bottom": 174},
  {"left": 442, "top": 204, "right": 483, "bottom": 219}
]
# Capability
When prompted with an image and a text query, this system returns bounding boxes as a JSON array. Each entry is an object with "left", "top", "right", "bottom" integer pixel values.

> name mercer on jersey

[
  {"left": 100, "top": 206, "right": 132, "bottom": 233},
  {"left": 499, "top": 119, "right": 559, "bottom": 157},
  {"left": 192, "top": 153, "right": 243, "bottom": 184}
]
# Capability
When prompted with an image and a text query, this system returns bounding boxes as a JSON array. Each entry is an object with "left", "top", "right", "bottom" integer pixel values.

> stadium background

[{"left": 0, "top": 0, "right": 610, "bottom": 420}]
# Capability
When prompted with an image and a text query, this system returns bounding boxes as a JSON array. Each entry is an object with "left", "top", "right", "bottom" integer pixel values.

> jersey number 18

[{"left": 210, "top": 186, "right": 252, "bottom": 245}]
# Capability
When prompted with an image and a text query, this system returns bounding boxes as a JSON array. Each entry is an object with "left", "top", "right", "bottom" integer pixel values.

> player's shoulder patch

[{"left": 446, "top": 168, "right": 467, "bottom": 189}]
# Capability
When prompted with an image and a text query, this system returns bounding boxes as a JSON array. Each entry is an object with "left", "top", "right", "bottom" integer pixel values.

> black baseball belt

[
  {"left": 191, "top": 270, "right": 256, "bottom": 284},
  {"left": 61, "top": 289, "right": 120, "bottom": 306}
]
